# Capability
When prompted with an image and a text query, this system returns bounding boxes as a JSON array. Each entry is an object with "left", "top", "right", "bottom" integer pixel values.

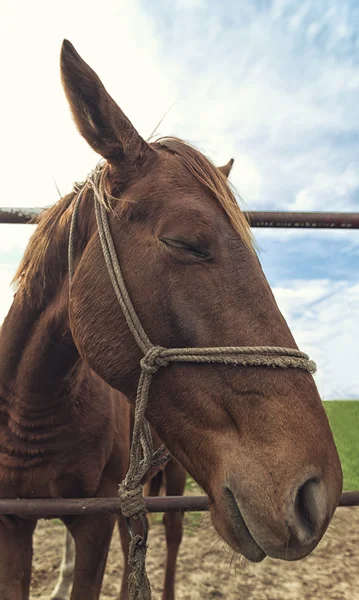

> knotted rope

[{"left": 68, "top": 164, "right": 317, "bottom": 600}]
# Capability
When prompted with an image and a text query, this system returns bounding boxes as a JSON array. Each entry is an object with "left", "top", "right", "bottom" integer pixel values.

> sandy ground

[{"left": 31, "top": 506, "right": 359, "bottom": 600}]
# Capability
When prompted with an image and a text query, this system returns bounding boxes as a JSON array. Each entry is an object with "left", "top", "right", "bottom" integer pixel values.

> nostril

[
  {"left": 294, "top": 477, "right": 327, "bottom": 538},
  {"left": 295, "top": 479, "right": 316, "bottom": 534}
]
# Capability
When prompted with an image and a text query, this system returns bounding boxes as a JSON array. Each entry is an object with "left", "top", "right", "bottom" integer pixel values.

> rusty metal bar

[
  {"left": 0, "top": 491, "right": 357, "bottom": 517},
  {"left": 0, "top": 208, "right": 40, "bottom": 224},
  {"left": 246, "top": 211, "right": 359, "bottom": 229},
  {"left": 336, "top": 491, "right": 359, "bottom": 507},
  {"left": 1, "top": 207, "right": 359, "bottom": 228}
]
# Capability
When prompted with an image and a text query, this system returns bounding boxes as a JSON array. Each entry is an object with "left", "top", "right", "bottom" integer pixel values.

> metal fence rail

[
  {"left": 1, "top": 207, "right": 359, "bottom": 228},
  {"left": 0, "top": 491, "right": 358, "bottom": 516}
]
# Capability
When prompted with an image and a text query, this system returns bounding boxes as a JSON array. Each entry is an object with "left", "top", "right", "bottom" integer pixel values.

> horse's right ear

[
  {"left": 218, "top": 158, "right": 234, "bottom": 178},
  {"left": 60, "top": 40, "right": 153, "bottom": 167}
]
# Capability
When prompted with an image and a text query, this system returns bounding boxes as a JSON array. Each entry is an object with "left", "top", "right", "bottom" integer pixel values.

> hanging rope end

[{"left": 128, "top": 536, "right": 152, "bottom": 600}]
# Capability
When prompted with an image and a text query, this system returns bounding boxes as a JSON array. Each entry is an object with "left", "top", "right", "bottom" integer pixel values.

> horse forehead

[
  {"left": 124, "top": 150, "right": 230, "bottom": 228},
  {"left": 158, "top": 204, "right": 225, "bottom": 238},
  {"left": 147, "top": 148, "right": 210, "bottom": 193}
]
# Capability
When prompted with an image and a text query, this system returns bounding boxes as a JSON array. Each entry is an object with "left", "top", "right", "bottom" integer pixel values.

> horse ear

[
  {"left": 218, "top": 158, "right": 234, "bottom": 178},
  {"left": 60, "top": 40, "right": 153, "bottom": 166}
]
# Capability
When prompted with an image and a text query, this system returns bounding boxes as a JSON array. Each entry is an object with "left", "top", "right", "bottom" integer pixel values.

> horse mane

[
  {"left": 13, "top": 137, "right": 253, "bottom": 307},
  {"left": 152, "top": 137, "right": 253, "bottom": 250},
  {"left": 13, "top": 193, "right": 77, "bottom": 306}
]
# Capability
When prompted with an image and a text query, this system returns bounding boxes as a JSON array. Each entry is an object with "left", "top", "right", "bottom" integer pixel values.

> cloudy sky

[{"left": 0, "top": 0, "right": 358, "bottom": 399}]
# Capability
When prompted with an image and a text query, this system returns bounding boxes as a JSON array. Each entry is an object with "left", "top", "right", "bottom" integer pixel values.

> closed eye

[{"left": 161, "top": 238, "right": 211, "bottom": 260}]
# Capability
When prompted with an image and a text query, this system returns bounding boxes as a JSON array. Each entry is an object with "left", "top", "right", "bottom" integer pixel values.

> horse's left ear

[
  {"left": 218, "top": 158, "right": 234, "bottom": 178},
  {"left": 60, "top": 40, "right": 154, "bottom": 168}
]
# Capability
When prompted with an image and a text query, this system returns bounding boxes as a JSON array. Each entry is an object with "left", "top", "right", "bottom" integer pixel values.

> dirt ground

[{"left": 31, "top": 506, "right": 359, "bottom": 600}]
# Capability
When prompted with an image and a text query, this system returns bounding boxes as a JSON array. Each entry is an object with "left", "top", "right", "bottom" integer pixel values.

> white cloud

[
  {"left": 175, "top": 0, "right": 205, "bottom": 9},
  {"left": 0, "top": 0, "right": 180, "bottom": 207},
  {"left": 273, "top": 280, "right": 359, "bottom": 399},
  {"left": 291, "top": 166, "right": 359, "bottom": 211},
  {"left": 138, "top": 1, "right": 359, "bottom": 209},
  {"left": 1, "top": 0, "right": 358, "bottom": 211},
  {"left": 0, "top": 225, "right": 35, "bottom": 254}
]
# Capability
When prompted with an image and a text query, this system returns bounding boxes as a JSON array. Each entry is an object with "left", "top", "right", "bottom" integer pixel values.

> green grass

[
  {"left": 324, "top": 400, "right": 359, "bottom": 491},
  {"left": 185, "top": 475, "right": 201, "bottom": 493}
]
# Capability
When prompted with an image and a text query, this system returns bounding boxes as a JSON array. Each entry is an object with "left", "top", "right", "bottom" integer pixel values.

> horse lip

[{"left": 220, "top": 486, "right": 266, "bottom": 562}]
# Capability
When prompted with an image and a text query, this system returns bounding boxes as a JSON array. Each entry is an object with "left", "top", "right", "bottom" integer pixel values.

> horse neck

[
  {"left": 0, "top": 199, "right": 88, "bottom": 411},
  {"left": 0, "top": 289, "right": 79, "bottom": 404}
]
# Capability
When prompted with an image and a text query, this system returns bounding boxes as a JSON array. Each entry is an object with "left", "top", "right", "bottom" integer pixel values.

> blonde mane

[{"left": 13, "top": 193, "right": 76, "bottom": 305}]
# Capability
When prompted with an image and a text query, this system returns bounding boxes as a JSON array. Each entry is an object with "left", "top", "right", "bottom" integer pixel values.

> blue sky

[{"left": 0, "top": 0, "right": 358, "bottom": 398}]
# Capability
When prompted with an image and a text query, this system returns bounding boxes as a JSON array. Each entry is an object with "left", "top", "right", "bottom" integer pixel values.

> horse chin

[{"left": 210, "top": 487, "right": 266, "bottom": 563}]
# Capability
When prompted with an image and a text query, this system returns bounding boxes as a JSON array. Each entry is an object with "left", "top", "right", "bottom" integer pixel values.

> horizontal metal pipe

[
  {"left": 247, "top": 211, "right": 359, "bottom": 229},
  {"left": 0, "top": 491, "right": 357, "bottom": 517},
  {"left": 1, "top": 208, "right": 359, "bottom": 228},
  {"left": 0, "top": 208, "right": 41, "bottom": 224}
]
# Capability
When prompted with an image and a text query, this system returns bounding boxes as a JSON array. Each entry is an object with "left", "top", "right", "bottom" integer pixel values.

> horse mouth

[{"left": 211, "top": 487, "right": 266, "bottom": 563}]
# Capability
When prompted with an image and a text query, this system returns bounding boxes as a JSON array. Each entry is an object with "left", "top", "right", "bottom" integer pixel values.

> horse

[
  {"left": 51, "top": 156, "right": 235, "bottom": 600},
  {"left": 0, "top": 39, "right": 342, "bottom": 600}
]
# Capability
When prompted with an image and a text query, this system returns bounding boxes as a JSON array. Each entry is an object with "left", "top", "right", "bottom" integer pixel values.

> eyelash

[{"left": 161, "top": 238, "right": 211, "bottom": 260}]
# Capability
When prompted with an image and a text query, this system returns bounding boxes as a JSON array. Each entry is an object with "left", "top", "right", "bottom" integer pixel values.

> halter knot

[
  {"left": 140, "top": 346, "right": 168, "bottom": 374},
  {"left": 118, "top": 483, "right": 146, "bottom": 519}
]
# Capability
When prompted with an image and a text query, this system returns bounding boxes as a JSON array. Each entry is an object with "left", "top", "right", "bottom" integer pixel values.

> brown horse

[
  {"left": 51, "top": 159, "right": 236, "bottom": 600},
  {"left": 0, "top": 39, "right": 342, "bottom": 600}
]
